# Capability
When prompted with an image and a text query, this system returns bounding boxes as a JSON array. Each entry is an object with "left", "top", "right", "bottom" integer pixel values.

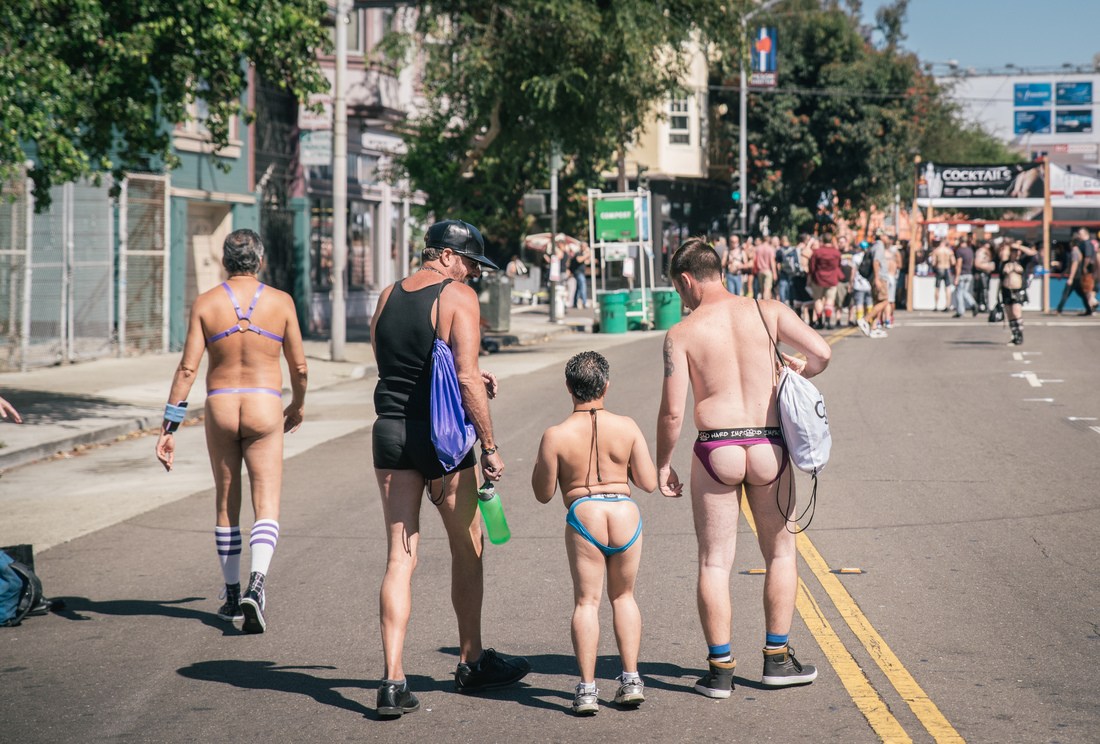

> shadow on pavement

[
  {"left": 178, "top": 660, "right": 377, "bottom": 717},
  {"left": 0, "top": 391, "right": 135, "bottom": 424},
  {"left": 51, "top": 595, "right": 236, "bottom": 634}
]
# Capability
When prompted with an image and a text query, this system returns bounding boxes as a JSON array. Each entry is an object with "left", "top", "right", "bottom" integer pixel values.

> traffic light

[{"left": 731, "top": 190, "right": 742, "bottom": 202}]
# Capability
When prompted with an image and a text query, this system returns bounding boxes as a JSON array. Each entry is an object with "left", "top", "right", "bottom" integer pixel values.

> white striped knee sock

[
  {"left": 249, "top": 519, "right": 280, "bottom": 576},
  {"left": 215, "top": 526, "right": 242, "bottom": 585}
]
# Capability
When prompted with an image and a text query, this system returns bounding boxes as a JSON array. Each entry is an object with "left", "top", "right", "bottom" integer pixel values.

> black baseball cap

[{"left": 425, "top": 219, "right": 500, "bottom": 271}]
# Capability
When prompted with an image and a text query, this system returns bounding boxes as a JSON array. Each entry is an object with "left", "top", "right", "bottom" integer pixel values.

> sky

[{"left": 863, "top": 0, "right": 1099, "bottom": 72}]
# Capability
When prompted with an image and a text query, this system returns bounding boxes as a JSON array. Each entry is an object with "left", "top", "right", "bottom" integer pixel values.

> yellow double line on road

[{"left": 742, "top": 326, "right": 964, "bottom": 743}]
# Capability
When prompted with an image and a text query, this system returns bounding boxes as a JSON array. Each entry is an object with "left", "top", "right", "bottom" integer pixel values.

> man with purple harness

[{"left": 156, "top": 229, "right": 307, "bottom": 635}]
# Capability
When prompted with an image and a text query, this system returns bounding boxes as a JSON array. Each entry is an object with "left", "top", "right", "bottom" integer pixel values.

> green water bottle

[{"left": 477, "top": 482, "right": 511, "bottom": 545}]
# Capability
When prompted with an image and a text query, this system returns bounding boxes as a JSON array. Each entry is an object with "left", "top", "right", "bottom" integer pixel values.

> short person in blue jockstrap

[{"left": 532, "top": 351, "right": 657, "bottom": 715}]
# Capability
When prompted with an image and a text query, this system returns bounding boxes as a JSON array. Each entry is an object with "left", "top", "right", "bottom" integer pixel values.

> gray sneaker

[
  {"left": 613, "top": 675, "right": 645, "bottom": 706},
  {"left": 694, "top": 658, "right": 736, "bottom": 698},
  {"left": 572, "top": 684, "right": 599, "bottom": 715},
  {"left": 761, "top": 644, "right": 818, "bottom": 687}
]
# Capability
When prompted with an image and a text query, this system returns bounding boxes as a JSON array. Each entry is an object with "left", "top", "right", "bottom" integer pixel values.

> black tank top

[{"left": 373, "top": 278, "right": 451, "bottom": 420}]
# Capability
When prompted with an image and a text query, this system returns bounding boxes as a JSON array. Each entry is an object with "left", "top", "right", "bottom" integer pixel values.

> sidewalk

[{"left": 0, "top": 303, "right": 593, "bottom": 472}]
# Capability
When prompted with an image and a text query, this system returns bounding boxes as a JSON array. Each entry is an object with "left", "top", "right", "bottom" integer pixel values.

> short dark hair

[
  {"left": 565, "top": 351, "right": 609, "bottom": 402},
  {"left": 669, "top": 236, "right": 721, "bottom": 281},
  {"left": 223, "top": 229, "right": 264, "bottom": 275},
  {"left": 422, "top": 246, "right": 444, "bottom": 262}
]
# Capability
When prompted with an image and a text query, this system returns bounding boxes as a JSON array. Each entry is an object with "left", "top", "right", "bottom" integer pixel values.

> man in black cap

[{"left": 368, "top": 219, "right": 528, "bottom": 717}]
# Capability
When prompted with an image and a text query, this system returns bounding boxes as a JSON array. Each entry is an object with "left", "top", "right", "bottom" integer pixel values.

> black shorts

[
  {"left": 372, "top": 417, "right": 477, "bottom": 480},
  {"left": 1000, "top": 287, "right": 1027, "bottom": 307}
]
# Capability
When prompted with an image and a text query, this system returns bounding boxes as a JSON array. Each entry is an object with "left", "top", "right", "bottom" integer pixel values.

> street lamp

[{"left": 738, "top": 0, "right": 783, "bottom": 237}]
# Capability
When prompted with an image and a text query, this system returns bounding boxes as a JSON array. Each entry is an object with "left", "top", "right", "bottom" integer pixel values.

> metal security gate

[
  {"left": 0, "top": 171, "right": 170, "bottom": 371},
  {"left": 118, "top": 173, "right": 170, "bottom": 355},
  {"left": 0, "top": 175, "right": 114, "bottom": 370}
]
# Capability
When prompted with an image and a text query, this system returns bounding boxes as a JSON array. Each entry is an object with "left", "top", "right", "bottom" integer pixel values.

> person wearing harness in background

[
  {"left": 532, "top": 351, "right": 657, "bottom": 716},
  {"left": 155, "top": 229, "right": 307, "bottom": 634},
  {"left": 656, "top": 237, "right": 830, "bottom": 699}
]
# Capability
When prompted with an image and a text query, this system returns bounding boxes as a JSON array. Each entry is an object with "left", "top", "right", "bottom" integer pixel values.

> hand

[
  {"left": 658, "top": 465, "right": 683, "bottom": 498},
  {"left": 781, "top": 353, "right": 807, "bottom": 375},
  {"left": 283, "top": 402, "right": 304, "bottom": 433},
  {"left": 481, "top": 370, "right": 499, "bottom": 400},
  {"left": 481, "top": 449, "right": 504, "bottom": 482},
  {"left": 0, "top": 396, "right": 22, "bottom": 424},
  {"left": 155, "top": 431, "right": 175, "bottom": 472}
]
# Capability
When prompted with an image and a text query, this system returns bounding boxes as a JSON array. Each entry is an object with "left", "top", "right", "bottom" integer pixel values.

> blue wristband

[{"left": 163, "top": 401, "right": 188, "bottom": 433}]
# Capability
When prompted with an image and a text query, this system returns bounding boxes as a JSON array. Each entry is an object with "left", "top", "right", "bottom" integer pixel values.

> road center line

[
  {"left": 741, "top": 503, "right": 912, "bottom": 742},
  {"left": 795, "top": 532, "right": 965, "bottom": 743},
  {"left": 765, "top": 327, "right": 965, "bottom": 742}
]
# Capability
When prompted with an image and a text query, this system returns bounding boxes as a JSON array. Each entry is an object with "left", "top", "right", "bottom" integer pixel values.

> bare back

[
  {"left": 534, "top": 409, "right": 656, "bottom": 506},
  {"left": 189, "top": 277, "right": 303, "bottom": 392},
  {"left": 674, "top": 294, "right": 784, "bottom": 430}
]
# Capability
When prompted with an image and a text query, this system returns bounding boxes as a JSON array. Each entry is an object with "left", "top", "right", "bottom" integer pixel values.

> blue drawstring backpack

[{"left": 430, "top": 281, "right": 476, "bottom": 472}]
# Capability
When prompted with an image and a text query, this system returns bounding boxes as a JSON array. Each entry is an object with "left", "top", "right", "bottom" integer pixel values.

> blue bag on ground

[
  {"left": 0, "top": 552, "right": 22, "bottom": 624},
  {"left": 429, "top": 279, "right": 476, "bottom": 472}
]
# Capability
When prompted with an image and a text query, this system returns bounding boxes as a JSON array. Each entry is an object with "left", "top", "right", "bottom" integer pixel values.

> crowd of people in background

[
  {"left": 709, "top": 224, "right": 1099, "bottom": 344},
  {"left": 713, "top": 229, "right": 902, "bottom": 339}
]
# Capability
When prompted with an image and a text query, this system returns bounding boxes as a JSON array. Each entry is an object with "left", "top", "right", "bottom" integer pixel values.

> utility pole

[
  {"left": 549, "top": 143, "right": 562, "bottom": 323},
  {"left": 330, "top": 0, "right": 350, "bottom": 361}
]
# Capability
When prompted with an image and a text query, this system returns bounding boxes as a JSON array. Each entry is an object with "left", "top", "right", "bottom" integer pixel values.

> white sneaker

[
  {"left": 857, "top": 318, "right": 871, "bottom": 337},
  {"left": 870, "top": 328, "right": 888, "bottom": 338}
]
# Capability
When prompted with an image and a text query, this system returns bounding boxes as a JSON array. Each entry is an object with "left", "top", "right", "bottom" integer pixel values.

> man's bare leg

[
  {"left": 690, "top": 459, "right": 743, "bottom": 649},
  {"left": 376, "top": 468, "right": 425, "bottom": 681},
  {"left": 432, "top": 468, "right": 484, "bottom": 664}
]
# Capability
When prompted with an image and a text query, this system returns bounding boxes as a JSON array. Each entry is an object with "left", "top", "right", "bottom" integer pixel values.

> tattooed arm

[{"left": 656, "top": 330, "right": 689, "bottom": 497}]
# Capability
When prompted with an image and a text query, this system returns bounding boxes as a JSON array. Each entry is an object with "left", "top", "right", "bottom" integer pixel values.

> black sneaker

[
  {"left": 694, "top": 658, "right": 736, "bottom": 699},
  {"left": 376, "top": 681, "right": 420, "bottom": 718},
  {"left": 454, "top": 648, "right": 531, "bottom": 692},
  {"left": 240, "top": 571, "right": 266, "bottom": 634},
  {"left": 216, "top": 582, "right": 243, "bottom": 622},
  {"left": 761, "top": 644, "right": 817, "bottom": 687}
]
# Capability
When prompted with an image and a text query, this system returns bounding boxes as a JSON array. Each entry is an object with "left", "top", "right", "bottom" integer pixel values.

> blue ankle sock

[
  {"left": 708, "top": 643, "right": 732, "bottom": 662},
  {"left": 765, "top": 633, "right": 788, "bottom": 649}
]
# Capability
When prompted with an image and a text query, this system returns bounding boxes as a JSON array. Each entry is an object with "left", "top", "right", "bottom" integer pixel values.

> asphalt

[{"left": 0, "top": 303, "right": 594, "bottom": 473}]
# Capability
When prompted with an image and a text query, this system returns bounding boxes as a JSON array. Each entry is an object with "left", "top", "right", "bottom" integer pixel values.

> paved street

[{"left": 2, "top": 312, "right": 1099, "bottom": 743}]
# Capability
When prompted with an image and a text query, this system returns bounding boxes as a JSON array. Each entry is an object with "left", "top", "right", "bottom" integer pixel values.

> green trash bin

[
  {"left": 626, "top": 288, "right": 649, "bottom": 330},
  {"left": 652, "top": 287, "right": 682, "bottom": 330},
  {"left": 597, "top": 291, "right": 628, "bottom": 334}
]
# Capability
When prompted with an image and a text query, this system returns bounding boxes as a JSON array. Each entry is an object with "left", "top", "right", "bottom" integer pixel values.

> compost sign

[{"left": 594, "top": 199, "right": 638, "bottom": 242}]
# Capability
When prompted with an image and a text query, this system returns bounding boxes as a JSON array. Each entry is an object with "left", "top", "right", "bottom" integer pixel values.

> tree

[
  {"left": 0, "top": 0, "right": 331, "bottom": 208},
  {"left": 710, "top": 0, "right": 1017, "bottom": 234},
  {"left": 387, "top": 1, "right": 737, "bottom": 251}
]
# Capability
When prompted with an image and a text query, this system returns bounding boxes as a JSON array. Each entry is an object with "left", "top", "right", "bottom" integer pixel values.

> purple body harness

[{"left": 206, "top": 282, "right": 284, "bottom": 398}]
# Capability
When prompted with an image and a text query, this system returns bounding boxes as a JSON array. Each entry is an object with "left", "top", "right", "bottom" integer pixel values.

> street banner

[
  {"left": 594, "top": 199, "right": 638, "bottom": 241},
  {"left": 917, "top": 162, "right": 1045, "bottom": 200},
  {"left": 749, "top": 27, "right": 777, "bottom": 88}
]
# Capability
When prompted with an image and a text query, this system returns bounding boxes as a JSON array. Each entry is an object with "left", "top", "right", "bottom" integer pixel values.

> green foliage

[
  {"left": 389, "top": 1, "right": 737, "bottom": 249},
  {"left": 0, "top": 0, "right": 331, "bottom": 209},
  {"left": 713, "top": 0, "right": 1015, "bottom": 233}
]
